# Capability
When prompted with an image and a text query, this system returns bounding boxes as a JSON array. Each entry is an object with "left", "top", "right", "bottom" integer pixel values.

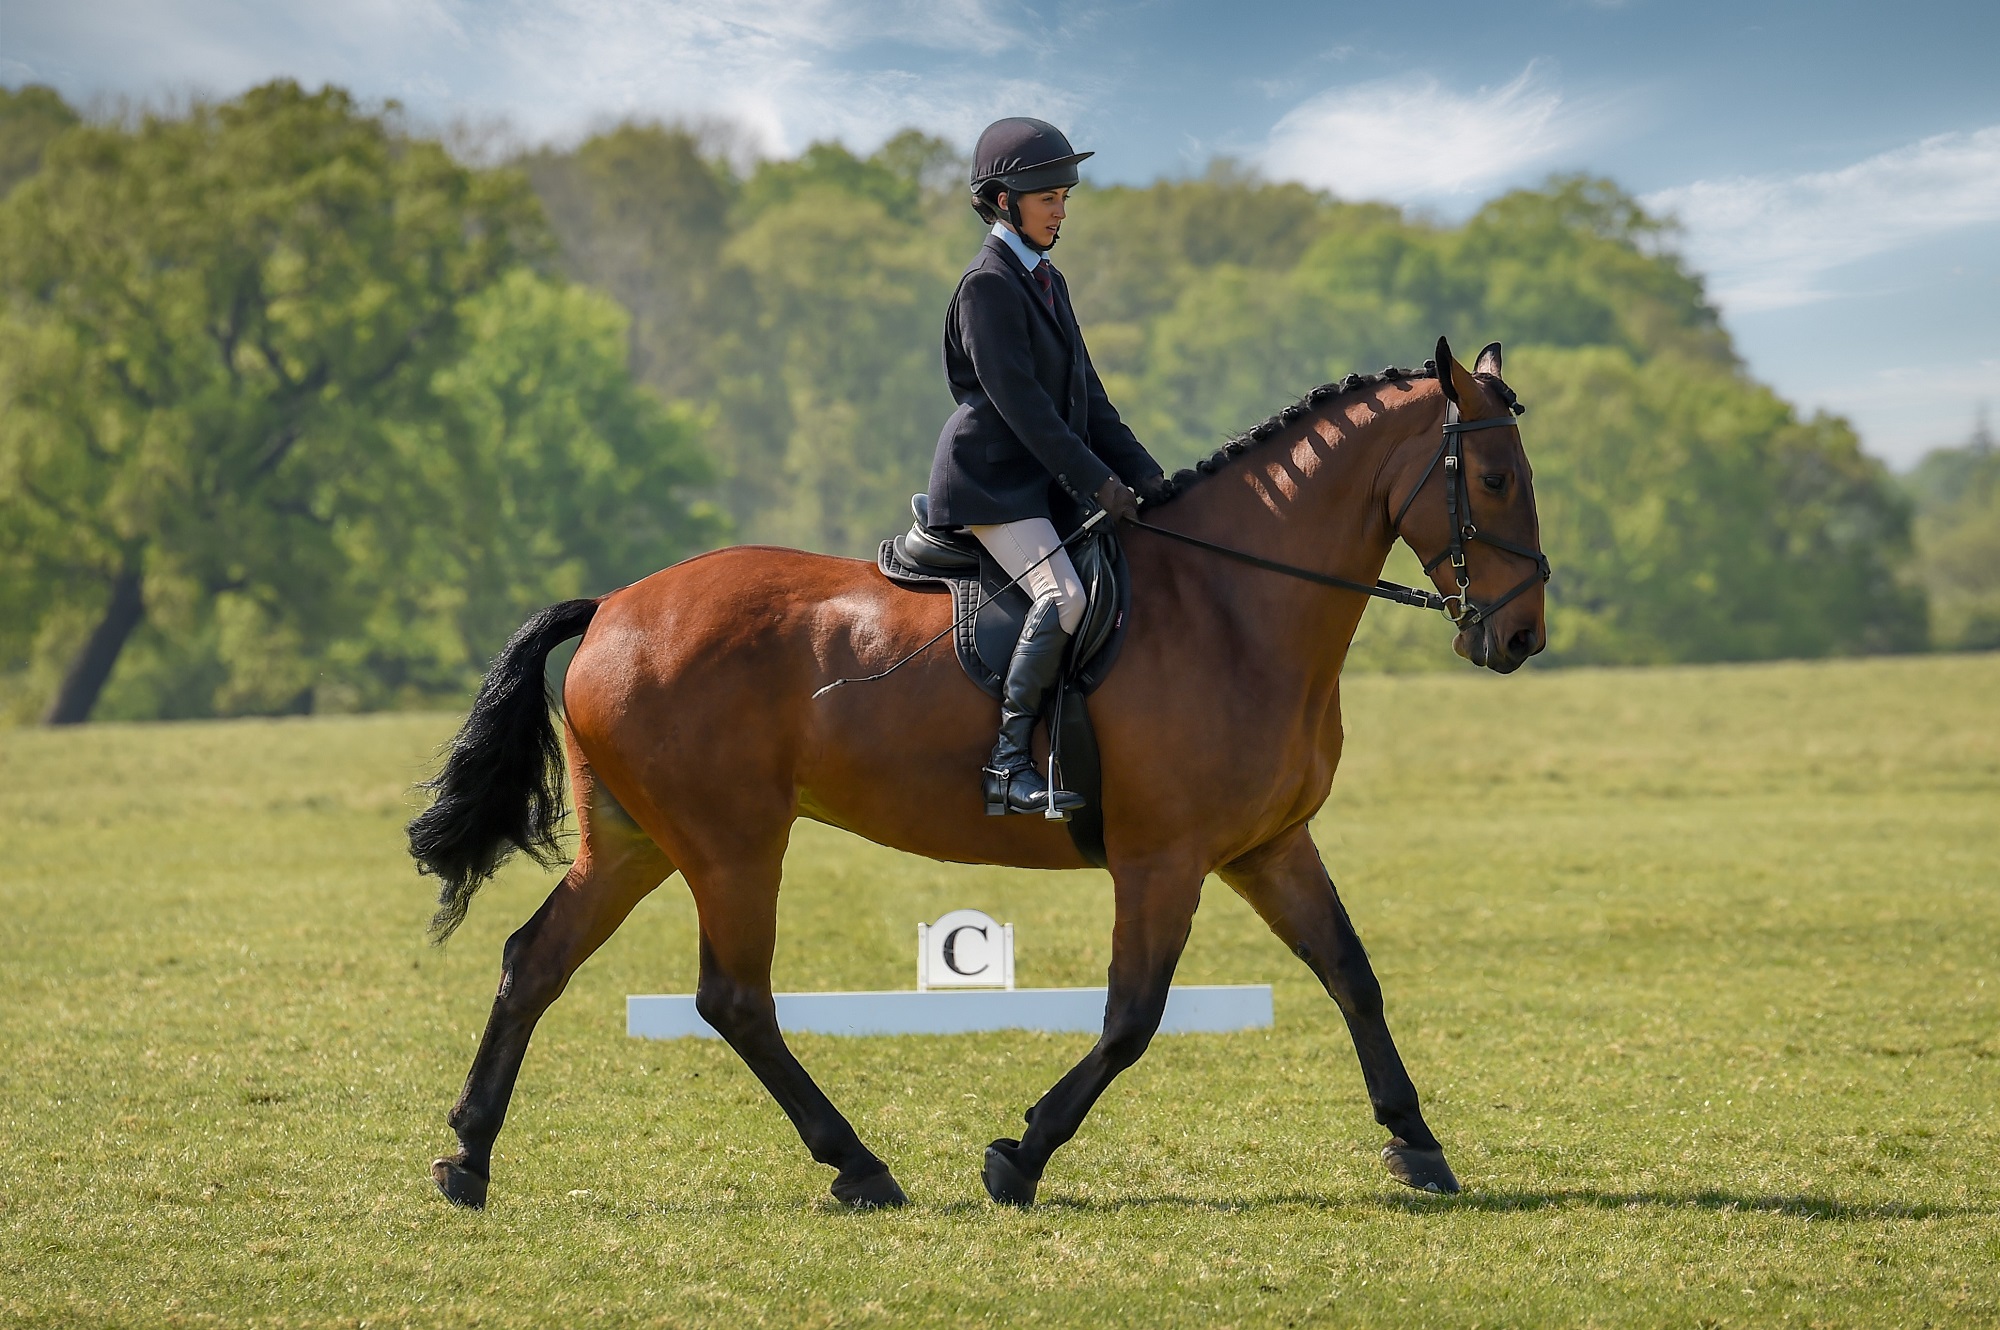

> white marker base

[{"left": 627, "top": 985, "right": 1274, "bottom": 1039}]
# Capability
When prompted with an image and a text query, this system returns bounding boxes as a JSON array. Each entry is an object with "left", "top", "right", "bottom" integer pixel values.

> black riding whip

[{"left": 811, "top": 507, "right": 1110, "bottom": 700}]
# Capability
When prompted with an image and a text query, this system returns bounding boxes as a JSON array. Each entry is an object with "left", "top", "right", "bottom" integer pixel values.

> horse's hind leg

[
  {"left": 1220, "top": 824, "right": 1459, "bottom": 1194},
  {"left": 432, "top": 750, "right": 671, "bottom": 1208},
  {"left": 684, "top": 844, "right": 907, "bottom": 1209}
]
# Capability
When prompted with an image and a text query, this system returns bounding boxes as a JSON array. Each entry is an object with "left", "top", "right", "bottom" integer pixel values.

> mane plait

[{"left": 1147, "top": 363, "right": 1436, "bottom": 505}]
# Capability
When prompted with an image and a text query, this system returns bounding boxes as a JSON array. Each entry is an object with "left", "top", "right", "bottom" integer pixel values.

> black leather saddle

[{"left": 877, "top": 495, "right": 1131, "bottom": 866}]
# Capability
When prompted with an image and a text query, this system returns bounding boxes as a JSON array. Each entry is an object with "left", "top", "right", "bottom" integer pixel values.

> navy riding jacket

[{"left": 925, "top": 234, "right": 1162, "bottom": 528}]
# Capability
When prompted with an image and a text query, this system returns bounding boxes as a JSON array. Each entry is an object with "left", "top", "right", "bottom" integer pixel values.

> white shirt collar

[{"left": 991, "top": 221, "right": 1048, "bottom": 274}]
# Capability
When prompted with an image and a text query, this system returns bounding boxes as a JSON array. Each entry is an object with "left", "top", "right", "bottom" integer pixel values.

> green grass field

[{"left": 2, "top": 653, "right": 1997, "bottom": 1327}]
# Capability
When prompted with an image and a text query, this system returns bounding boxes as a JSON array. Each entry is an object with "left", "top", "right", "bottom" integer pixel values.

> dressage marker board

[{"left": 627, "top": 984, "right": 1274, "bottom": 1039}]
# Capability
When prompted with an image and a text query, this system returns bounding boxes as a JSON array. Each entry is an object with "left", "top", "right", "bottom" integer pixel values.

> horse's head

[{"left": 1388, "top": 337, "right": 1549, "bottom": 674}]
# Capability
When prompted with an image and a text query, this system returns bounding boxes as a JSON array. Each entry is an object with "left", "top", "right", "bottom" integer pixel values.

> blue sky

[{"left": 6, "top": 0, "right": 1997, "bottom": 466}]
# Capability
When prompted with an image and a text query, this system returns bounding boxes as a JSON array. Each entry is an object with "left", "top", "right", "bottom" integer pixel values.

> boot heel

[{"left": 982, "top": 768, "right": 1009, "bottom": 817}]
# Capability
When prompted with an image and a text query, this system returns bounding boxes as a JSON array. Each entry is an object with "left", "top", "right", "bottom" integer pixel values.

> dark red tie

[{"left": 1032, "top": 260, "right": 1056, "bottom": 313}]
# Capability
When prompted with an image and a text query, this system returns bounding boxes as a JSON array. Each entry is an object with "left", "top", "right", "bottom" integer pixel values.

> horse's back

[{"left": 574, "top": 544, "right": 893, "bottom": 678}]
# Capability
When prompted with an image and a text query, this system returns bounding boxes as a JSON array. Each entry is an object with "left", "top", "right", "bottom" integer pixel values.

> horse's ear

[
  {"left": 1436, "top": 335, "right": 1480, "bottom": 406},
  {"left": 1475, "top": 342, "right": 1503, "bottom": 376}
]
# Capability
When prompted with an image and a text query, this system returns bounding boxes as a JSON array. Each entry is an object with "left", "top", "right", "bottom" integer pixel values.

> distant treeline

[{"left": 0, "top": 82, "right": 1992, "bottom": 723}]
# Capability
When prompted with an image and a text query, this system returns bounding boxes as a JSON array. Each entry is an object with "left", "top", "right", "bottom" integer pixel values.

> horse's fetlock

[{"left": 446, "top": 1101, "right": 495, "bottom": 1150}]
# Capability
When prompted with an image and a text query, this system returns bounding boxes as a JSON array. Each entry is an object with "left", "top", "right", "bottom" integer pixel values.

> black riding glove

[{"left": 1093, "top": 477, "right": 1140, "bottom": 525}]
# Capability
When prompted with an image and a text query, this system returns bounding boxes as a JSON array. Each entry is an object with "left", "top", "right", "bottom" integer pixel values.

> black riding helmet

[{"left": 970, "top": 117, "right": 1092, "bottom": 249}]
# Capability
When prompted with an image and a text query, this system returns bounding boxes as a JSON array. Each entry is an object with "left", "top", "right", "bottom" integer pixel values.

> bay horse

[{"left": 411, "top": 337, "right": 1547, "bottom": 1210}]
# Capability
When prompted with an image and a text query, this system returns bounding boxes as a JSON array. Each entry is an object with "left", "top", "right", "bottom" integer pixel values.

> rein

[
  {"left": 1124, "top": 521, "right": 1449, "bottom": 612},
  {"left": 1130, "top": 400, "right": 1551, "bottom": 629}
]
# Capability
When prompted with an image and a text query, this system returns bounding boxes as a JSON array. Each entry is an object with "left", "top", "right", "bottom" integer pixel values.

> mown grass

[{"left": 1, "top": 653, "right": 1997, "bottom": 1327}]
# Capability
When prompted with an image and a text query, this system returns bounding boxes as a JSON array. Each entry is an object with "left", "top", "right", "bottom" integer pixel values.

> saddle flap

[{"left": 873, "top": 513, "right": 1126, "bottom": 872}]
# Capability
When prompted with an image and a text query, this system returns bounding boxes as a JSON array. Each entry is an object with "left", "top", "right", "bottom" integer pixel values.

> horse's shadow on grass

[{"left": 973, "top": 1188, "right": 1982, "bottom": 1222}]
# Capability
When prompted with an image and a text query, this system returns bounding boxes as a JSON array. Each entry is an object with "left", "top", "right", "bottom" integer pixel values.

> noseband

[
  {"left": 1388, "top": 399, "right": 1552, "bottom": 628},
  {"left": 1130, "top": 397, "right": 1552, "bottom": 631}
]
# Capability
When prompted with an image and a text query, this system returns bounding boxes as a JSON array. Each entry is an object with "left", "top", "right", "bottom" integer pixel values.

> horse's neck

[{"left": 1150, "top": 381, "right": 1440, "bottom": 689}]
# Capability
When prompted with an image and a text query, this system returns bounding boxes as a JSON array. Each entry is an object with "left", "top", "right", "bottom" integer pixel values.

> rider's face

[{"left": 1003, "top": 187, "right": 1069, "bottom": 248}]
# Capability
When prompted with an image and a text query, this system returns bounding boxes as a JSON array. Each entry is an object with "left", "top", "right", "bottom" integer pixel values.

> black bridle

[
  {"left": 1130, "top": 397, "right": 1552, "bottom": 631},
  {"left": 1391, "top": 398, "right": 1552, "bottom": 628}
]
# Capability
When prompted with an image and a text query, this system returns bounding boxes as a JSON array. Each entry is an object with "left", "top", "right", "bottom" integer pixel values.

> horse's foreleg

[
  {"left": 685, "top": 853, "right": 907, "bottom": 1210},
  {"left": 432, "top": 780, "right": 670, "bottom": 1208},
  {"left": 982, "top": 860, "right": 1203, "bottom": 1206},
  {"left": 1221, "top": 825, "right": 1458, "bottom": 1194}
]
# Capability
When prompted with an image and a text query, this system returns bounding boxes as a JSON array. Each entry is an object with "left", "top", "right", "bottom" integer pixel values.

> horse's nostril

[{"left": 1507, "top": 626, "right": 1541, "bottom": 659}]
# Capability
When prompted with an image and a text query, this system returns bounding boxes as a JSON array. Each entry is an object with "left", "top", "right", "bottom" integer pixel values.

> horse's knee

[
  {"left": 1097, "top": 1003, "right": 1164, "bottom": 1071},
  {"left": 695, "top": 974, "right": 774, "bottom": 1042}
]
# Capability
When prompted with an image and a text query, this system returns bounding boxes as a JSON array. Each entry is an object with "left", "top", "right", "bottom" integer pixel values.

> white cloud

[
  {"left": 1780, "top": 358, "right": 2000, "bottom": 470},
  {"left": 1257, "top": 63, "right": 1596, "bottom": 205},
  {"left": 6, "top": 0, "right": 1070, "bottom": 155},
  {"left": 1646, "top": 126, "right": 2000, "bottom": 313}
]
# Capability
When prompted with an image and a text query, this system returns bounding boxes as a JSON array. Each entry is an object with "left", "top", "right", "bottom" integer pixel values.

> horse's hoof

[
  {"left": 1381, "top": 1139, "right": 1460, "bottom": 1194},
  {"left": 982, "top": 1139, "right": 1039, "bottom": 1207},
  {"left": 432, "top": 1156, "right": 489, "bottom": 1209},
  {"left": 831, "top": 1163, "right": 907, "bottom": 1210}
]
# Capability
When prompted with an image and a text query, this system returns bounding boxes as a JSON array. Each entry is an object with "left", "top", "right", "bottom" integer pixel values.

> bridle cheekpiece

[{"left": 1390, "top": 397, "right": 1552, "bottom": 630}]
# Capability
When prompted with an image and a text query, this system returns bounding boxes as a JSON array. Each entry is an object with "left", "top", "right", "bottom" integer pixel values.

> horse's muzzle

[{"left": 1455, "top": 620, "right": 1544, "bottom": 674}]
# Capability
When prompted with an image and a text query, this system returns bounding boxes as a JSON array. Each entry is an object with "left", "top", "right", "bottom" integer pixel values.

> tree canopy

[
  {"left": 525, "top": 134, "right": 1928, "bottom": 668},
  {"left": 0, "top": 85, "right": 1970, "bottom": 722},
  {"left": 1906, "top": 417, "right": 2000, "bottom": 651},
  {"left": 0, "top": 84, "right": 717, "bottom": 722}
]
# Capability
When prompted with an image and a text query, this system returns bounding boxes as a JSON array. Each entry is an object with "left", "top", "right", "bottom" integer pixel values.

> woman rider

[{"left": 926, "top": 117, "right": 1169, "bottom": 817}]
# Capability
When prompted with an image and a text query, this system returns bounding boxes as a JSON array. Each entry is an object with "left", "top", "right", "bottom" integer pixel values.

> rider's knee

[{"left": 1051, "top": 582, "right": 1086, "bottom": 635}]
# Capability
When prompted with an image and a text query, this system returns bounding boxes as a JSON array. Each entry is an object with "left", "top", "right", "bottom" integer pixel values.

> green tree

[
  {"left": 1516, "top": 345, "right": 1923, "bottom": 663},
  {"left": 0, "top": 85, "right": 79, "bottom": 199},
  {"left": 520, "top": 123, "right": 741, "bottom": 403},
  {"left": 0, "top": 81, "right": 718, "bottom": 723},
  {"left": 522, "top": 127, "right": 980, "bottom": 553},
  {"left": 1906, "top": 416, "right": 2000, "bottom": 650},
  {"left": 0, "top": 81, "right": 542, "bottom": 722},
  {"left": 512, "top": 133, "right": 1927, "bottom": 671},
  {"left": 1448, "top": 176, "right": 1734, "bottom": 366},
  {"left": 724, "top": 137, "right": 969, "bottom": 553},
  {"left": 315, "top": 270, "right": 721, "bottom": 711}
]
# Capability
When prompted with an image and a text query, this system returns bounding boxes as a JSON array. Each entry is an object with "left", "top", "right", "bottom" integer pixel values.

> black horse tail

[{"left": 408, "top": 598, "right": 600, "bottom": 943}]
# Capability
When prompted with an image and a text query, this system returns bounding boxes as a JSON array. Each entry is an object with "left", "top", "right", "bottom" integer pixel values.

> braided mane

[{"left": 1149, "top": 363, "right": 1437, "bottom": 505}]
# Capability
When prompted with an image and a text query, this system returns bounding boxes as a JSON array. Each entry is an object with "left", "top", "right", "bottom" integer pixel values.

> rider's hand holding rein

[
  {"left": 1094, "top": 476, "right": 1140, "bottom": 526},
  {"left": 925, "top": 116, "right": 1167, "bottom": 817}
]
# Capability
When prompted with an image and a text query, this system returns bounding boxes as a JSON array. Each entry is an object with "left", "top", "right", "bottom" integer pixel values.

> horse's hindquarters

[{"left": 562, "top": 548, "right": 1090, "bottom": 874}]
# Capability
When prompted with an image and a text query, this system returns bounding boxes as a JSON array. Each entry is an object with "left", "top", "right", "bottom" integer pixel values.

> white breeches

[{"left": 968, "top": 518, "right": 1087, "bottom": 635}]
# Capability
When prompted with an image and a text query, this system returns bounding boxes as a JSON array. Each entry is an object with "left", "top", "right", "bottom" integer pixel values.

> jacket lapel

[{"left": 984, "top": 235, "right": 1070, "bottom": 345}]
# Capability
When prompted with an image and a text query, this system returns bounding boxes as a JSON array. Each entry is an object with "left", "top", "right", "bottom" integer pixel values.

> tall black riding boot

[{"left": 983, "top": 596, "right": 1085, "bottom": 817}]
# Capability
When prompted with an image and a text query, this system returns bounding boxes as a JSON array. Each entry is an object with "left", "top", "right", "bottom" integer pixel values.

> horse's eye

[{"left": 1481, "top": 473, "right": 1507, "bottom": 493}]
